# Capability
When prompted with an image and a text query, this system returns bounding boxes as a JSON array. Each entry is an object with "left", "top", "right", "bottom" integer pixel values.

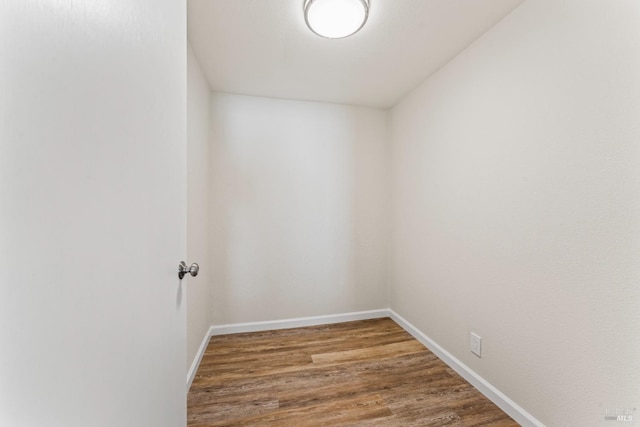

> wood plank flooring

[{"left": 188, "top": 318, "right": 519, "bottom": 426}]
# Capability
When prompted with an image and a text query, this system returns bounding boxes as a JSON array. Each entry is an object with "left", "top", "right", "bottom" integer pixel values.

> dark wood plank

[{"left": 188, "top": 318, "right": 520, "bottom": 426}]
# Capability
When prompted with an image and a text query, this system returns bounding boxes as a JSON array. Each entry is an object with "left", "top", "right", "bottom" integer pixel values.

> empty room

[{"left": 2, "top": 1, "right": 638, "bottom": 427}]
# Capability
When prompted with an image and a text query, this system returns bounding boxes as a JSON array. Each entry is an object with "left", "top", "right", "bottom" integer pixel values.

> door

[{"left": 0, "top": 1, "right": 187, "bottom": 426}]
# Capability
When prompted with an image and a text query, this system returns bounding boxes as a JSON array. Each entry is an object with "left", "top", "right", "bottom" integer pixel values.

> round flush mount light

[{"left": 304, "top": 0, "right": 369, "bottom": 39}]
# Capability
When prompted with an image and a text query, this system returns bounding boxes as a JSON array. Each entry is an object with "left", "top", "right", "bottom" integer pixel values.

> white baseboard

[
  {"left": 186, "top": 307, "right": 544, "bottom": 427},
  {"left": 209, "top": 309, "right": 389, "bottom": 336},
  {"left": 187, "top": 325, "right": 214, "bottom": 390},
  {"left": 388, "top": 309, "right": 545, "bottom": 427}
]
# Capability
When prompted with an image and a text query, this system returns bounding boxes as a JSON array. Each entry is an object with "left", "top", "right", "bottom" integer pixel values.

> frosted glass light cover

[{"left": 304, "top": 0, "right": 369, "bottom": 39}]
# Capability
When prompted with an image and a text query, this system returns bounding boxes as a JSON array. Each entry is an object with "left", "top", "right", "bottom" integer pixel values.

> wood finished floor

[{"left": 188, "top": 318, "right": 520, "bottom": 426}]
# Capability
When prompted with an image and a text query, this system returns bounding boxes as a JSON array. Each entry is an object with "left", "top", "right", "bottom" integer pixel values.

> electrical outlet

[{"left": 470, "top": 332, "right": 482, "bottom": 357}]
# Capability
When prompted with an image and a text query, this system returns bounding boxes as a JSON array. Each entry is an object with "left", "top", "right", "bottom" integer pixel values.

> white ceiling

[{"left": 187, "top": 0, "right": 525, "bottom": 108}]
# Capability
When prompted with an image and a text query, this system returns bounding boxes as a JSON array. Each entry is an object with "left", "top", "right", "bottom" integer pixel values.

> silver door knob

[{"left": 178, "top": 261, "right": 199, "bottom": 280}]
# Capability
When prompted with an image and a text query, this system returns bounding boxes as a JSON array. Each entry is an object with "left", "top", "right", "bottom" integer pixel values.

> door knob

[{"left": 178, "top": 261, "right": 199, "bottom": 280}]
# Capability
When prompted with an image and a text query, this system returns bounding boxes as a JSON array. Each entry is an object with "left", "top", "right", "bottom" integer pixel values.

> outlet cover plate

[{"left": 470, "top": 332, "right": 482, "bottom": 357}]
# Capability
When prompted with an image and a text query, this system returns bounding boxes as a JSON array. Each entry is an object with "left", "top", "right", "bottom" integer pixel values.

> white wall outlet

[{"left": 470, "top": 332, "right": 482, "bottom": 357}]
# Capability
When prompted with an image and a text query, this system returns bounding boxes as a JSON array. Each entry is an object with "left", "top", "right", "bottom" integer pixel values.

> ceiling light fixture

[{"left": 304, "top": 0, "right": 369, "bottom": 39}]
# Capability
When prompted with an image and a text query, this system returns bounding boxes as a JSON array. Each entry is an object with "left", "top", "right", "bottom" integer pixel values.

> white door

[{"left": 0, "top": 1, "right": 187, "bottom": 426}]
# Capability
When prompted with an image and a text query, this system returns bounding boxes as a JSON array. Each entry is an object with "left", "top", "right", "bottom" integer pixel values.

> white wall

[
  {"left": 210, "top": 94, "right": 388, "bottom": 325},
  {"left": 390, "top": 1, "right": 640, "bottom": 426},
  {"left": 0, "top": 1, "right": 187, "bottom": 426},
  {"left": 187, "top": 45, "right": 212, "bottom": 372}
]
